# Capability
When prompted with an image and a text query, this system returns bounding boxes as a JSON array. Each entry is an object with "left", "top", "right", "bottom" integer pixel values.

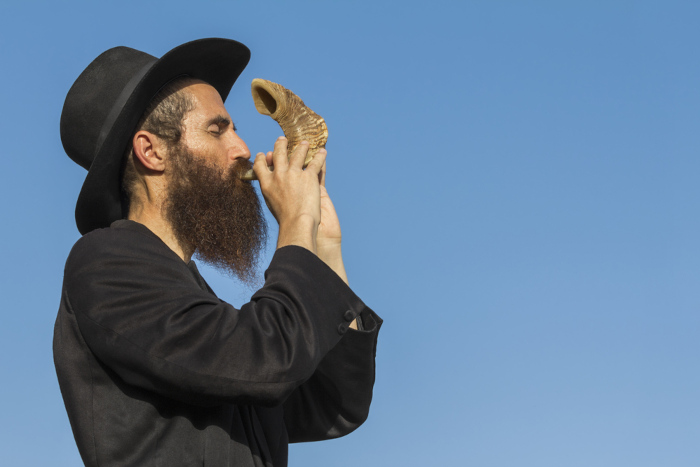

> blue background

[{"left": 2, "top": 1, "right": 700, "bottom": 465}]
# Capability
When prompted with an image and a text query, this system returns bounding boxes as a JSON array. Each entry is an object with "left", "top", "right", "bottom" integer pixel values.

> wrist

[
  {"left": 317, "top": 236, "right": 342, "bottom": 252},
  {"left": 277, "top": 215, "right": 318, "bottom": 252}
]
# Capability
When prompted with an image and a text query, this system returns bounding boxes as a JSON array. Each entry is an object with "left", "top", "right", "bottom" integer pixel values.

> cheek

[
  {"left": 185, "top": 137, "right": 226, "bottom": 160},
  {"left": 181, "top": 134, "right": 207, "bottom": 153}
]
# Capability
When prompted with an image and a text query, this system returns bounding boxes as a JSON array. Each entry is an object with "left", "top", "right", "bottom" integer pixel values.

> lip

[{"left": 230, "top": 157, "right": 254, "bottom": 175}]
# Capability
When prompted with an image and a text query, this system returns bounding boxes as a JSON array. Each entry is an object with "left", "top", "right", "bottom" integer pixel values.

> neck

[{"left": 127, "top": 201, "right": 194, "bottom": 263}]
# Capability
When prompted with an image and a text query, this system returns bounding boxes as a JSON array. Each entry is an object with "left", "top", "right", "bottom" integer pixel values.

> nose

[{"left": 227, "top": 131, "right": 251, "bottom": 163}]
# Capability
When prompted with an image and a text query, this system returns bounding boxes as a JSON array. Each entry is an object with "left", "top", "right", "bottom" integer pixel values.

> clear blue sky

[{"left": 2, "top": 1, "right": 700, "bottom": 465}]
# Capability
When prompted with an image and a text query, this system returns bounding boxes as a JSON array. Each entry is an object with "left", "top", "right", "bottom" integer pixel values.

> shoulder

[
  {"left": 67, "top": 220, "right": 177, "bottom": 267},
  {"left": 64, "top": 220, "right": 193, "bottom": 293}
]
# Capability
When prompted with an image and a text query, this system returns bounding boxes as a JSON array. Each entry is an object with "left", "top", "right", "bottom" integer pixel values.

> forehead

[{"left": 182, "top": 81, "right": 229, "bottom": 122}]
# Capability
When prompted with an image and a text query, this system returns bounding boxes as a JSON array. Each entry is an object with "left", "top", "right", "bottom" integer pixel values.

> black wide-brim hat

[{"left": 61, "top": 38, "right": 250, "bottom": 235}]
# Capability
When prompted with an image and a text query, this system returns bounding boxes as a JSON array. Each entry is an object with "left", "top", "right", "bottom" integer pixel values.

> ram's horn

[{"left": 240, "top": 78, "right": 328, "bottom": 180}]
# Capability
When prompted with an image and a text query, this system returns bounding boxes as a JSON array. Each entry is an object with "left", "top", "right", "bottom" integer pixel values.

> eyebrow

[
  {"left": 206, "top": 115, "right": 236, "bottom": 131},
  {"left": 207, "top": 115, "right": 230, "bottom": 126}
]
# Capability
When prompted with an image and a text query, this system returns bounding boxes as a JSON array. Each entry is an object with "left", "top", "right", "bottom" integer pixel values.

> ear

[{"left": 132, "top": 130, "right": 167, "bottom": 172}]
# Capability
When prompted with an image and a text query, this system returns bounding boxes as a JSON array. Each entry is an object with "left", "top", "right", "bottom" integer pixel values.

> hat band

[{"left": 93, "top": 61, "right": 154, "bottom": 166}]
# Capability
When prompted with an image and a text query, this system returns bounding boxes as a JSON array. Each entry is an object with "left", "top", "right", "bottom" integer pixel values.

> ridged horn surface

[{"left": 240, "top": 78, "right": 328, "bottom": 180}]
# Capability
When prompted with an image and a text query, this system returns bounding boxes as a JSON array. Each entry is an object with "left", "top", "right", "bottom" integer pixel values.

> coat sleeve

[
  {"left": 283, "top": 309, "right": 382, "bottom": 442},
  {"left": 64, "top": 225, "right": 372, "bottom": 407}
]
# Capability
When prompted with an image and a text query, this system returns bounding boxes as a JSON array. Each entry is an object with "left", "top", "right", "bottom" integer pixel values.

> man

[{"left": 54, "top": 38, "right": 381, "bottom": 467}]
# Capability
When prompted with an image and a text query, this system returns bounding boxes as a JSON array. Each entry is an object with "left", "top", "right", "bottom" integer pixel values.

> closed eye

[{"left": 206, "top": 115, "right": 232, "bottom": 135}]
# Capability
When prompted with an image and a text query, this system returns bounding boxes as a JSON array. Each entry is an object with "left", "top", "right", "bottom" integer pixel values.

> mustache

[{"left": 230, "top": 159, "right": 255, "bottom": 180}]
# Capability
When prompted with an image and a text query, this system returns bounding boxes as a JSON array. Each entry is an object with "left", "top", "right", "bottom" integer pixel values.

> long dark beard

[{"left": 164, "top": 145, "right": 268, "bottom": 285}]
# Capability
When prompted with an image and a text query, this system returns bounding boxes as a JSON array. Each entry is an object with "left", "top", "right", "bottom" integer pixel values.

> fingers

[
  {"left": 271, "top": 136, "right": 290, "bottom": 170},
  {"left": 319, "top": 159, "right": 326, "bottom": 187},
  {"left": 304, "top": 148, "right": 327, "bottom": 177},
  {"left": 288, "top": 140, "right": 310, "bottom": 169},
  {"left": 253, "top": 152, "right": 271, "bottom": 181},
  {"left": 260, "top": 136, "right": 325, "bottom": 179}
]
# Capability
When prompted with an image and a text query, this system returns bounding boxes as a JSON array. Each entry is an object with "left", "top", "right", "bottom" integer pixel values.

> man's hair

[{"left": 120, "top": 76, "right": 198, "bottom": 214}]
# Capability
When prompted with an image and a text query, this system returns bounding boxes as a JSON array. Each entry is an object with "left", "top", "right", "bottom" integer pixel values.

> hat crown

[{"left": 60, "top": 47, "right": 156, "bottom": 170}]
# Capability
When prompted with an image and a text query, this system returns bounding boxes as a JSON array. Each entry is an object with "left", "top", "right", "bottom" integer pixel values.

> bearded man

[{"left": 54, "top": 39, "right": 381, "bottom": 467}]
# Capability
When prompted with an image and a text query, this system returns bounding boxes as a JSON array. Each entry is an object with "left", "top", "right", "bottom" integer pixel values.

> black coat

[{"left": 53, "top": 220, "right": 381, "bottom": 466}]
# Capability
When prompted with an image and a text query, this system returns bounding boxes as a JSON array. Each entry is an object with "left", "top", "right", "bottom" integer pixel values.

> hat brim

[{"left": 75, "top": 38, "right": 250, "bottom": 235}]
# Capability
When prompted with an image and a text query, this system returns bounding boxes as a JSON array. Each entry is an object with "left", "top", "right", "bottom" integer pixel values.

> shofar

[{"left": 240, "top": 78, "right": 328, "bottom": 180}]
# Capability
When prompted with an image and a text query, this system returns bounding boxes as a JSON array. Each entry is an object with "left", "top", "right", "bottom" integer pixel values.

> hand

[
  {"left": 254, "top": 137, "right": 326, "bottom": 252},
  {"left": 316, "top": 160, "right": 349, "bottom": 286},
  {"left": 317, "top": 161, "right": 342, "bottom": 250},
  {"left": 317, "top": 161, "right": 354, "bottom": 327}
]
